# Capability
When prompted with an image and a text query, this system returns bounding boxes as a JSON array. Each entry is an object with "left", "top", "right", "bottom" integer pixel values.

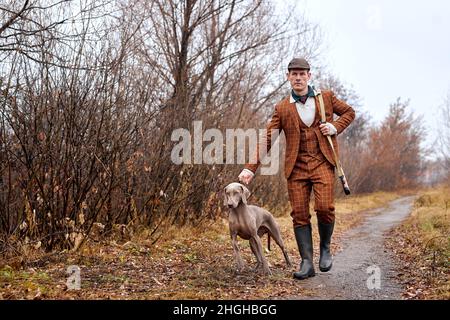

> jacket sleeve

[
  {"left": 244, "top": 104, "right": 282, "bottom": 174},
  {"left": 329, "top": 91, "right": 356, "bottom": 134}
]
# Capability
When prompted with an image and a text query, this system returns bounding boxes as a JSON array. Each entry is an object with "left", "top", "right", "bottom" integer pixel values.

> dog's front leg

[
  {"left": 250, "top": 239, "right": 262, "bottom": 271},
  {"left": 231, "top": 232, "right": 245, "bottom": 272},
  {"left": 252, "top": 236, "right": 272, "bottom": 276},
  {"left": 267, "top": 219, "right": 292, "bottom": 268}
]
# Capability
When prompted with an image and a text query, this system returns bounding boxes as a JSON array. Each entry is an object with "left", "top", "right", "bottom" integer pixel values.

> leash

[{"left": 315, "top": 89, "right": 351, "bottom": 195}]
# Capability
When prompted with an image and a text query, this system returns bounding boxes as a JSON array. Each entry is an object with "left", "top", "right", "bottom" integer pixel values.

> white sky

[{"left": 281, "top": 0, "right": 450, "bottom": 154}]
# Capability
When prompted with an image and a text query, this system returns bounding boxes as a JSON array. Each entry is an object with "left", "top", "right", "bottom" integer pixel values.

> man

[{"left": 238, "top": 58, "right": 355, "bottom": 280}]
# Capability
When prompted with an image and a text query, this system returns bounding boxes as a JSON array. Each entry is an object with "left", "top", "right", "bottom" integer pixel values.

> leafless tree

[{"left": 0, "top": 0, "right": 324, "bottom": 255}]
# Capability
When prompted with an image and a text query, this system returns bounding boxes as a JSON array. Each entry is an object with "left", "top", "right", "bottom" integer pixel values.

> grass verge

[{"left": 386, "top": 185, "right": 449, "bottom": 300}]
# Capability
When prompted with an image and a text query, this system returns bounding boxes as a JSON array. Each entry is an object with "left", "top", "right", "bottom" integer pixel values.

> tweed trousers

[{"left": 288, "top": 117, "right": 336, "bottom": 227}]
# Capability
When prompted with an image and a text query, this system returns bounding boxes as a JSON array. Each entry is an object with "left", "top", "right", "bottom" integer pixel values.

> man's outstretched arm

[{"left": 239, "top": 105, "right": 282, "bottom": 184}]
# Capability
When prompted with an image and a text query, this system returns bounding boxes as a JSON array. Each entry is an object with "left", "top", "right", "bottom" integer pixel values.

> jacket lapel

[
  {"left": 288, "top": 102, "right": 300, "bottom": 133},
  {"left": 313, "top": 96, "right": 322, "bottom": 125}
]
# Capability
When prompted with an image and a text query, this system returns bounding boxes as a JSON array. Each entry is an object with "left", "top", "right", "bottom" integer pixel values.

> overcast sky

[{"left": 281, "top": 0, "right": 450, "bottom": 154}]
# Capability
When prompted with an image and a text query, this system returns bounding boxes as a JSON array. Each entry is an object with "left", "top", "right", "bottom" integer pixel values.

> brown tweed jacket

[{"left": 245, "top": 90, "right": 355, "bottom": 179}]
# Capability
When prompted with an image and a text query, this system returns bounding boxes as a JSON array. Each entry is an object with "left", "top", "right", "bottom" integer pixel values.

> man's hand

[
  {"left": 238, "top": 169, "right": 254, "bottom": 185},
  {"left": 319, "top": 122, "right": 337, "bottom": 136}
]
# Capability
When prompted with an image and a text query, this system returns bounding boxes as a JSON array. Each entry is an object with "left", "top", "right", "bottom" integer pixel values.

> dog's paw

[
  {"left": 260, "top": 267, "right": 272, "bottom": 276},
  {"left": 263, "top": 269, "right": 273, "bottom": 276}
]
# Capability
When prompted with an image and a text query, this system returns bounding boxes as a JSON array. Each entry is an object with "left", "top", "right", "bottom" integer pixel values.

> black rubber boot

[
  {"left": 293, "top": 224, "right": 315, "bottom": 280},
  {"left": 318, "top": 221, "right": 334, "bottom": 272}
]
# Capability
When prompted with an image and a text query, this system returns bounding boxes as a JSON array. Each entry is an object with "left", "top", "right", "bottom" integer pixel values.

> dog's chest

[{"left": 228, "top": 212, "right": 255, "bottom": 240}]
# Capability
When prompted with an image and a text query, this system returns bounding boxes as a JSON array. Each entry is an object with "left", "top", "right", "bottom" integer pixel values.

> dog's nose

[{"left": 228, "top": 204, "right": 234, "bottom": 208}]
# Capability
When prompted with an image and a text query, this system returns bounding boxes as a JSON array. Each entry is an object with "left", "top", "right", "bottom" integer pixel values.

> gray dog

[{"left": 224, "top": 182, "right": 292, "bottom": 275}]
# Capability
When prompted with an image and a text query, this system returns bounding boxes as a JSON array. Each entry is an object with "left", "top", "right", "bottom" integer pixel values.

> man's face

[{"left": 287, "top": 69, "right": 311, "bottom": 94}]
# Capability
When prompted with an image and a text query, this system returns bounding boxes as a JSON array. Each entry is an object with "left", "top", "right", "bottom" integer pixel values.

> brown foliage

[
  {"left": 356, "top": 98, "right": 424, "bottom": 193},
  {"left": 0, "top": 0, "right": 321, "bottom": 253}
]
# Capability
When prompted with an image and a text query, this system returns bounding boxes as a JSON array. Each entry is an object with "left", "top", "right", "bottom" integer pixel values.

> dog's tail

[{"left": 267, "top": 234, "right": 271, "bottom": 251}]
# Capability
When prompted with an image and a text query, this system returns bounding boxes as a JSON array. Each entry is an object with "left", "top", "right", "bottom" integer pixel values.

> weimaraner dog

[{"left": 224, "top": 182, "right": 292, "bottom": 275}]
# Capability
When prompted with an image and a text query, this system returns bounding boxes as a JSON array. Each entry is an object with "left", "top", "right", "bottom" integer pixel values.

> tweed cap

[{"left": 288, "top": 58, "right": 311, "bottom": 71}]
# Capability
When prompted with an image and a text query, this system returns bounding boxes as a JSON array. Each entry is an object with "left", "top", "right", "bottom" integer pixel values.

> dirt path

[{"left": 294, "top": 196, "right": 416, "bottom": 300}]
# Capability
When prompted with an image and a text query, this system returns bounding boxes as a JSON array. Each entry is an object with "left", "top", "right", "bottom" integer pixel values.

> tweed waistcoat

[{"left": 296, "top": 107, "right": 328, "bottom": 171}]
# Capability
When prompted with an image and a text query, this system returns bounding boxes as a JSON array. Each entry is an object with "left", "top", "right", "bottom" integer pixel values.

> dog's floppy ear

[
  {"left": 240, "top": 185, "right": 251, "bottom": 204},
  {"left": 223, "top": 186, "right": 228, "bottom": 206}
]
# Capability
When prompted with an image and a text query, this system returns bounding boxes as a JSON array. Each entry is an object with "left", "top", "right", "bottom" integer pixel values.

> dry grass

[
  {"left": 0, "top": 190, "right": 408, "bottom": 300},
  {"left": 386, "top": 185, "right": 450, "bottom": 300}
]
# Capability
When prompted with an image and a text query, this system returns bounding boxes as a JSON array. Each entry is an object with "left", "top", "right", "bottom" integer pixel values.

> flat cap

[{"left": 288, "top": 57, "right": 310, "bottom": 70}]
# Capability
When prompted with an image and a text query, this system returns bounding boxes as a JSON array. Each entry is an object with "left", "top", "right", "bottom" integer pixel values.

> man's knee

[
  {"left": 316, "top": 210, "right": 335, "bottom": 224},
  {"left": 291, "top": 209, "right": 311, "bottom": 227},
  {"left": 315, "top": 200, "right": 334, "bottom": 213}
]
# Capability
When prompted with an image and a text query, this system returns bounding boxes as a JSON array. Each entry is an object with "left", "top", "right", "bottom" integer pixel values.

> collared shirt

[
  {"left": 290, "top": 87, "right": 337, "bottom": 134},
  {"left": 290, "top": 87, "right": 316, "bottom": 127}
]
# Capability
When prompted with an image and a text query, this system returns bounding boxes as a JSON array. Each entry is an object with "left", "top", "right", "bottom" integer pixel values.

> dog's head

[{"left": 224, "top": 182, "right": 251, "bottom": 209}]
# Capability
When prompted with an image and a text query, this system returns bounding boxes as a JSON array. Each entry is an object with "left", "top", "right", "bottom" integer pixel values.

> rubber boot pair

[{"left": 293, "top": 222, "right": 334, "bottom": 280}]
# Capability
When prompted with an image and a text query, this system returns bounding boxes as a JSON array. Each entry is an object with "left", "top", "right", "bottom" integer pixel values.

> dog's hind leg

[
  {"left": 257, "top": 226, "right": 271, "bottom": 251},
  {"left": 266, "top": 218, "right": 292, "bottom": 267}
]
